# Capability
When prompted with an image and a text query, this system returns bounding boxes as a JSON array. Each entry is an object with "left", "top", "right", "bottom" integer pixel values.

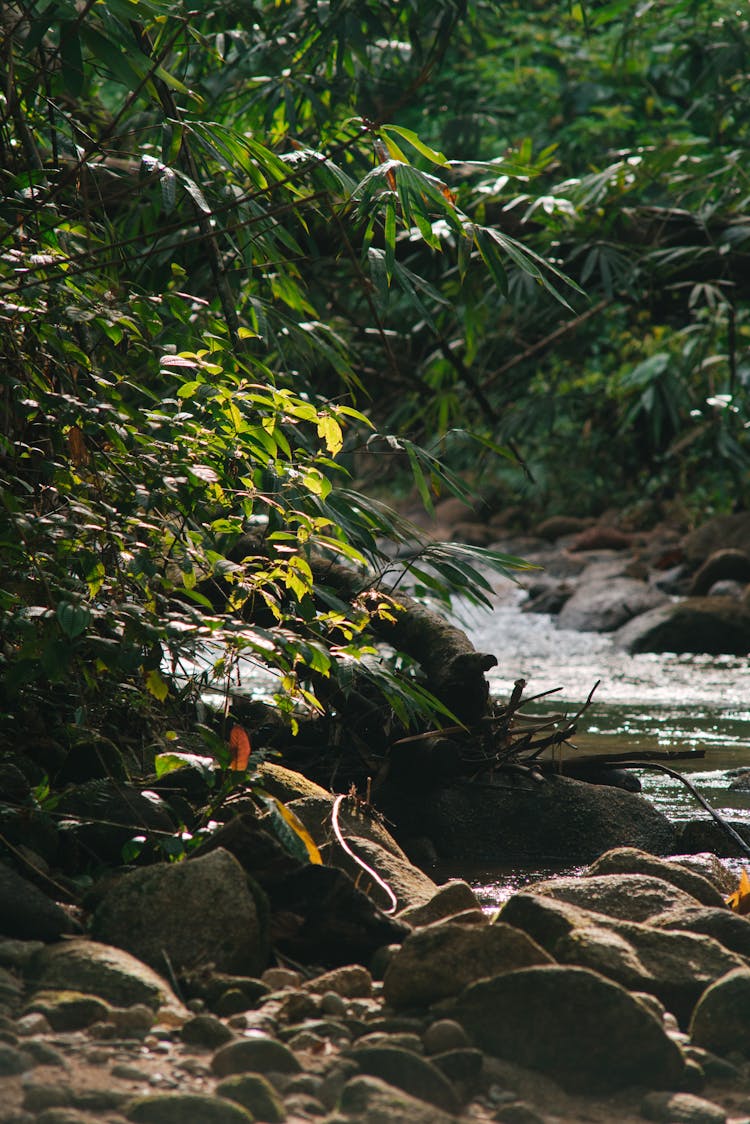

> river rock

[
  {"left": 683, "top": 513, "right": 750, "bottom": 568},
  {"left": 690, "top": 967, "right": 750, "bottom": 1057},
  {"left": 56, "top": 780, "right": 176, "bottom": 866},
  {"left": 339, "top": 1074, "right": 457, "bottom": 1124},
  {"left": 346, "top": 1043, "right": 461, "bottom": 1113},
  {"left": 126, "top": 1093, "right": 253, "bottom": 1123},
  {"left": 91, "top": 847, "right": 268, "bottom": 977},
  {"left": 321, "top": 834, "right": 438, "bottom": 913},
  {"left": 396, "top": 880, "right": 482, "bottom": 927},
  {"left": 29, "top": 940, "right": 188, "bottom": 1021},
  {"left": 255, "top": 761, "right": 332, "bottom": 802},
  {"left": 524, "top": 872, "right": 705, "bottom": 922},
  {"left": 0, "top": 863, "right": 80, "bottom": 942},
  {"left": 586, "top": 848, "right": 728, "bottom": 908},
  {"left": 676, "top": 818, "right": 750, "bottom": 858},
  {"left": 651, "top": 904, "right": 750, "bottom": 959},
  {"left": 383, "top": 920, "right": 553, "bottom": 1009},
  {"left": 389, "top": 774, "right": 677, "bottom": 863},
  {"left": 287, "top": 794, "right": 410, "bottom": 859},
  {"left": 24, "top": 988, "right": 111, "bottom": 1030},
  {"left": 447, "top": 965, "right": 685, "bottom": 1093},
  {"left": 614, "top": 597, "right": 750, "bottom": 655},
  {"left": 215, "top": 1074, "right": 285, "bottom": 1121},
  {"left": 212, "top": 1034, "right": 302, "bottom": 1077},
  {"left": 557, "top": 576, "right": 667, "bottom": 632},
  {"left": 641, "top": 1090, "right": 728, "bottom": 1123},
  {"left": 688, "top": 548, "right": 750, "bottom": 595},
  {"left": 670, "top": 854, "right": 738, "bottom": 895}
]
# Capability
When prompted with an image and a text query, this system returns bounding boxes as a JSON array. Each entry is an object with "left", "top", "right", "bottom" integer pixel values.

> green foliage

[{"left": 1, "top": 0, "right": 563, "bottom": 768}]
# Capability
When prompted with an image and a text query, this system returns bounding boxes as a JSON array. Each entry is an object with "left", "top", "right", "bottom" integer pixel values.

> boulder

[
  {"left": 447, "top": 965, "right": 684, "bottom": 1093},
  {"left": 499, "top": 890, "right": 747, "bottom": 1024},
  {"left": 287, "top": 795, "right": 410, "bottom": 859},
  {"left": 91, "top": 848, "right": 268, "bottom": 976},
  {"left": 396, "top": 880, "right": 482, "bottom": 927},
  {"left": 683, "top": 513, "right": 750, "bottom": 568},
  {"left": 688, "top": 548, "right": 750, "bottom": 595},
  {"left": 640, "top": 1091, "right": 728, "bottom": 1123},
  {"left": 534, "top": 516, "right": 594, "bottom": 540},
  {"left": 690, "top": 967, "right": 750, "bottom": 1057},
  {"left": 345, "top": 1044, "right": 461, "bottom": 1113},
  {"left": 0, "top": 863, "right": 80, "bottom": 942},
  {"left": 387, "top": 774, "right": 677, "bottom": 863},
  {"left": 321, "top": 834, "right": 437, "bottom": 913},
  {"left": 29, "top": 939, "right": 187, "bottom": 1022},
  {"left": 339, "top": 1074, "right": 457, "bottom": 1124},
  {"left": 651, "top": 904, "right": 750, "bottom": 959},
  {"left": 585, "top": 848, "right": 728, "bottom": 909},
  {"left": 669, "top": 853, "right": 737, "bottom": 895},
  {"left": 513, "top": 872, "right": 701, "bottom": 923},
  {"left": 614, "top": 597, "right": 750, "bottom": 655},
  {"left": 676, "top": 818, "right": 750, "bottom": 859},
  {"left": 125, "top": 1093, "right": 253, "bottom": 1123},
  {"left": 558, "top": 577, "right": 667, "bottom": 632},
  {"left": 382, "top": 920, "right": 553, "bottom": 1009},
  {"left": 255, "top": 762, "right": 332, "bottom": 802}
]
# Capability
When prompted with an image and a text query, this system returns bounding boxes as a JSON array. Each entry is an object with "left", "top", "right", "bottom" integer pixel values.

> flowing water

[{"left": 448, "top": 581, "right": 750, "bottom": 906}]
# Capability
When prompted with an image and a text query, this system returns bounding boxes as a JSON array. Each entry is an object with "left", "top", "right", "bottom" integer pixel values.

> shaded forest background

[{"left": 1, "top": 0, "right": 749, "bottom": 820}]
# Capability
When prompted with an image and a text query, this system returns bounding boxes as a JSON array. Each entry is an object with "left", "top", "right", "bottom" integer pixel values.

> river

[{"left": 446, "top": 582, "right": 750, "bottom": 906}]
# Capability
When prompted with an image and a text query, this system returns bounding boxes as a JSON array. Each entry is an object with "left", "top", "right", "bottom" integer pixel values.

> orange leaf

[
  {"left": 67, "top": 425, "right": 90, "bottom": 466},
  {"left": 228, "top": 724, "right": 252, "bottom": 771},
  {"left": 726, "top": 868, "right": 750, "bottom": 913}
]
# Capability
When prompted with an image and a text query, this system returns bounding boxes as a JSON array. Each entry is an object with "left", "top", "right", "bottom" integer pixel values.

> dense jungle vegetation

[{"left": 1, "top": 0, "right": 749, "bottom": 838}]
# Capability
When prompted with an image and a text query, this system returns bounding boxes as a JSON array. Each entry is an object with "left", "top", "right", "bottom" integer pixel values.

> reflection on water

[{"left": 449, "top": 586, "right": 750, "bottom": 907}]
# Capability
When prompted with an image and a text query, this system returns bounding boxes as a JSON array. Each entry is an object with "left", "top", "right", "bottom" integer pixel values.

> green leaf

[
  {"left": 382, "top": 124, "right": 449, "bottom": 167},
  {"left": 262, "top": 795, "right": 322, "bottom": 864},
  {"left": 145, "top": 669, "right": 169, "bottom": 702},
  {"left": 56, "top": 602, "right": 91, "bottom": 639},
  {"left": 154, "top": 752, "right": 216, "bottom": 781}
]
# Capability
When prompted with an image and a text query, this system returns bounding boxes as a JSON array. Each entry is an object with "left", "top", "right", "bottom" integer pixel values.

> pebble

[
  {"left": 22, "top": 1082, "right": 72, "bottom": 1112},
  {"left": 181, "top": 1013, "right": 235, "bottom": 1048},
  {"left": 493, "top": 1102, "right": 546, "bottom": 1124},
  {"left": 20, "top": 1038, "right": 67, "bottom": 1067},
  {"left": 125, "top": 1092, "right": 254, "bottom": 1122},
  {"left": 112, "top": 1061, "right": 151, "bottom": 1080},
  {"left": 262, "top": 967, "right": 302, "bottom": 989},
  {"left": 423, "top": 1018, "right": 470, "bottom": 1054},
  {"left": 14, "top": 1012, "right": 51, "bottom": 1036}
]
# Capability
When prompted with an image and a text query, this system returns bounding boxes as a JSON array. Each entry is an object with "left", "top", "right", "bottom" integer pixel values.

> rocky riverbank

[{"left": 5, "top": 761, "right": 750, "bottom": 1123}]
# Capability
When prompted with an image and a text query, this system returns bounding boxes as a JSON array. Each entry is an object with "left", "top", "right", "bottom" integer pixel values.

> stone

[
  {"left": 56, "top": 781, "right": 176, "bottom": 866},
  {"left": 586, "top": 848, "right": 728, "bottom": 908},
  {"left": 29, "top": 940, "right": 187, "bottom": 1022},
  {"left": 447, "top": 965, "right": 685, "bottom": 1093},
  {"left": 180, "top": 1013, "right": 234, "bottom": 1048},
  {"left": 211, "top": 1034, "right": 302, "bottom": 1077},
  {"left": 383, "top": 920, "right": 553, "bottom": 1009},
  {"left": 265, "top": 864, "right": 409, "bottom": 966},
  {"left": 14, "top": 1011, "right": 51, "bottom": 1036},
  {"left": 535, "top": 516, "right": 594, "bottom": 540},
  {"left": 262, "top": 967, "right": 301, "bottom": 989},
  {"left": 287, "top": 794, "right": 410, "bottom": 859},
  {"left": 0, "top": 1041, "right": 31, "bottom": 1075},
  {"left": 22, "top": 1084, "right": 72, "bottom": 1112},
  {"left": 0, "top": 940, "right": 44, "bottom": 971},
  {"left": 558, "top": 576, "right": 667, "bottom": 632},
  {"left": 321, "top": 834, "right": 438, "bottom": 913},
  {"left": 339, "top": 1074, "right": 457, "bottom": 1124},
  {"left": 423, "top": 1019, "right": 471, "bottom": 1055},
  {"left": 526, "top": 872, "right": 706, "bottom": 922},
  {"left": 0, "top": 863, "right": 79, "bottom": 942},
  {"left": 346, "top": 1043, "right": 460, "bottom": 1113},
  {"left": 614, "top": 597, "right": 750, "bottom": 655},
  {"left": 35, "top": 1111, "right": 102, "bottom": 1124},
  {"left": 683, "top": 514, "right": 750, "bottom": 568},
  {"left": 493, "top": 1104, "right": 545, "bottom": 1124},
  {"left": 215, "top": 1073, "right": 286, "bottom": 1121},
  {"left": 388, "top": 773, "right": 677, "bottom": 863},
  {"left": 396, "top": 881, "right": 481, "bottom": 927},
  {"left": 430, "top": 1047, "right": 484, "bottom": 1101},
  {"left": 302, "top": 964, "right": 372, "bottom": 998},
  {"left": 125, "top": 1093, "right": 254, "bottom": 1123},
  {"left": 24, "top": 989, "right": 111, "bottom": 1031},
  {"left": 690, "top": 968, "right": 750, "bottom": 1057},
  {"left": 92, "top": 848, "right": 268, "bottom": 977},
  {"left": 651, "top": 903, "right": 750, "bottom": 958},
  {"left": 641, "top": 1090, "right": 728, "bottom": 1123},
  {"left": 671, "top": 854, "right": 737, "bottom": 895},
  {"left": 19, "top": 1039, "right": 65, "bottom": 1067},
  {"left": 677, "top": 819, "right": 750, "bottom": 858}
]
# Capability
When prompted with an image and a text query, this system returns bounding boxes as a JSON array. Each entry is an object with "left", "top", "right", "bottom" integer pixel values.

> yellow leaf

[
  {"left": 726, "top": 868, "right": 750, "bottom": 913},
  {"left": 145, "top": 668, "right": 169, "bottom": 702},
  {"left": 269, "top": 796, "right": 322, "bottom": 864},
  {"left": 317, "top": 414, "right": 343, "bottom": 456}
]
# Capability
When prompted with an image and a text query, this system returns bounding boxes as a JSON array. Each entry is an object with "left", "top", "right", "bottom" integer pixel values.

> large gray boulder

[
  {"left": 382, "top": 920, "right": 553, "bottom": 1009},
  {"left": 651, "top": 903, "right": 750, "bottom": 959},
  {"left": 389, "top": 774, "right": 677, "bottom": 863},
  {"left": 91, "top": 848, "right": 268, "bottom": 977},
  {"left": 514, "top": 872, "right": 701, "bottom": 923},
  {"left": 614, "top": 597, "right": 750, "bottom": 654},
  {"left": 320, "top": 834, "right": 438, "bottom": 913},
  {"left": 558, "top": 576, "right": 667, "bottom": 632},
  {"left": 447, "top": 965, "right": 685, "bottom": 1093}
]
